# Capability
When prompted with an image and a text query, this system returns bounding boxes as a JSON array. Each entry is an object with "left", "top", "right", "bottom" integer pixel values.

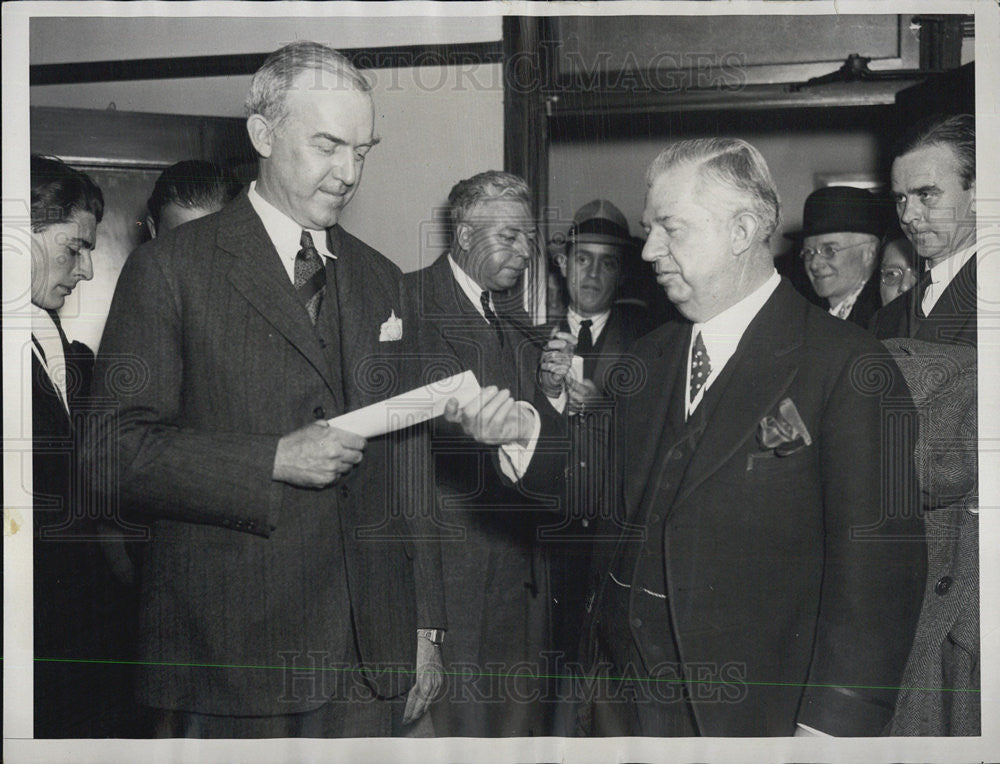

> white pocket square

[{"left": 379, "top": 310, "right": 403, "bottom": 342}]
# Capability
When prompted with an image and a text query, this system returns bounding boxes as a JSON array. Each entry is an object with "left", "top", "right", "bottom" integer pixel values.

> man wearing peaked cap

[{"left": 796, "top": 185, "right": 887, "bottom": 327}]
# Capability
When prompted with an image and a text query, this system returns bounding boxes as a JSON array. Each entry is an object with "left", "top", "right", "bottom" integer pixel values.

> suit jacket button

[
  {"left": 935, "top": 576, "right": 953, "bottom": 595},
  {"left": 671, "top": 449, "right": 684, "bottom": 461},
  {"left": 631, "top": 617, "right": 642, "bottom": 629},
  {"left": 313, "top": 406, "right": 326, "bottom": 419},
  {"left": 340, "top": 485, "right": 350, "bottom": 498}
]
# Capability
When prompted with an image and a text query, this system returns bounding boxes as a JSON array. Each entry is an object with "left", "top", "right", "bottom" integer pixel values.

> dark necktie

[
  {"left": 914, "top": 267, "right": 933, "bottom": 319},
  {"left": 689, "top": 330, "right": 712, "bottom": 404},
  {"left": 480, "top": 290, "right": 504, "bottom": 347},
  {"left": 295, "top": 230, "right": 326, "bottom": 325},
  {"left": 576, "top": 319, "right": 594, "bottom": 357}
]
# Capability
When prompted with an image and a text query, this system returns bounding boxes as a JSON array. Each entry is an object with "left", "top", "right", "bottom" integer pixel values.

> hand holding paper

[
  {"left": 538, "top": 329, "right": 577, "bottom": 398},
  {"left": 443, "top": 385, "right": 536, "bottom": 448},
  {"left": 327, "top": 370, "right": 482, "bottom": 439},
  {"left": 273, "top": 420, "right": 366, "bottom": 488}
]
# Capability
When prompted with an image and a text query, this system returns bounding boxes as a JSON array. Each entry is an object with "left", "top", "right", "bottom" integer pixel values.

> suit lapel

[
  {"left": 222, "top": 194, "right": 341, "bottom": 399},
  {"left": 328, "top": 226, "right": 366, "bottom": 411},
  {"left": 591, "top": 308, "right": 625, "bottom": 392},
  {"left": 424, "top": 256, "right": 505, "bottom": 388},
  {"left": 673, "top": 282, "right": 802, "bottom": 508},
  {"left": 625, "top": 321, "right": 689, "bottom": 518}
]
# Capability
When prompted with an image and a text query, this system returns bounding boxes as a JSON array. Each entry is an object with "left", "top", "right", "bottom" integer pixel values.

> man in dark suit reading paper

[
  {"left": 85, "top": 41, "right": 446, "bottom": 738},
  {"left": 586, "top": 138, "right": 925, "bottom": 737}
]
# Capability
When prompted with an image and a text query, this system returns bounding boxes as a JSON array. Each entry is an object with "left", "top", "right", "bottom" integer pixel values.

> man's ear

[
  {"left": 555, "top": 252, "right": 568, "bottom": 278},
  {"left": 862, "top": 239, "right": 878, "bottom": 268},
  {"left": 456, "top": 222, "right": 473, "bottom": 253},
  {"left": 247, "top": 114, "right": 274, "bottom": 158},
  {"left": 145, "top": 215, "right": 157, "bottom": 240},
  {"left": 731, "top": 211, "right": 759, "bottom": 256},
  {"left": 969, "top": 179, "right": 976, "bottom": 215}
]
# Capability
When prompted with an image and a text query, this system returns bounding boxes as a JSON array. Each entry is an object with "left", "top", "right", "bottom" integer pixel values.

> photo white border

[{"left": 4, "top": 1, "right": 997, "bottom": 761}]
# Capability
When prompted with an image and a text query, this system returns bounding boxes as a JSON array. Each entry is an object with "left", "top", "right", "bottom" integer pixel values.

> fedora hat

[{"left": 567, "top": 199, "right": 633, "bottom": 248}]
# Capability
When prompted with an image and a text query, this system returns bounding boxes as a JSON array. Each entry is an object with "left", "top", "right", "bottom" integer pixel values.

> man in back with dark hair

[
  {"left": 146, "top": 159, "right": 242, "bottom": 237},
  {"left": 871, "top": 113, "right": 976, "bottom": 347}
]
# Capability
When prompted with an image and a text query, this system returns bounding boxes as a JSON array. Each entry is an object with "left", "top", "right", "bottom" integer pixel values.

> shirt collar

[
  {"left": 566, "top": 306, "right": 611, "bottom": 339},
  {"left": 694, "top": 270, "right": 781, "bottom": 368},
  {"left": 30, "top": 302, "right": 60, "bottom": 337},
  {"left": 827, "top": 277, "right": 869, "bottom": 320},
  {"left": 447, "top": 254, "right": 491, "bottom": 320},
  {"left": 927, "top": 242, "right": 976, "bottom": 286},
  {"left": 248, "top": 180, "right": 336, "bottom": 263}
]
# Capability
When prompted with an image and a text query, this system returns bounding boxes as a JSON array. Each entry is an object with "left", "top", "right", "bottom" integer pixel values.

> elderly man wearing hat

[{"left": 798, "top": 185, "right": 886, "bottom": 327}]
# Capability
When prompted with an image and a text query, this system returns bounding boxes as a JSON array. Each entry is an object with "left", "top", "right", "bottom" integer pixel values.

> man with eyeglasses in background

[{"left": 797, "top": 186, "right": 886, "bottom": 328}]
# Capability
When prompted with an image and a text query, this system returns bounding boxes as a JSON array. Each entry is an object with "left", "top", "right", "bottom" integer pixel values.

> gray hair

[
  {"left": 646, "top": 138, "right": 782, "bottom": 243},
  {"left": 245, "top": 41, "right": 371, "bottom": 126},
  {"left": 446, "top": 170, "right": 531, "bottom": 229}
]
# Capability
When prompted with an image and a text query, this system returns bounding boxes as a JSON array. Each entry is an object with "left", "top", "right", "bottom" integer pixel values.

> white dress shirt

[
  {"left": 446, "top": 255, "right": 541, "bottom": 480},
  {"left": 685, "top": 270, "right": 781, "bottom": 419},
  {"left": 248, "top": 181, "right": 336, "bottom": 281},
  {"left": 567, "top": 306, "right": 611, "bottom": 382},
  {"left": 566, "top": 306, "right": 611, "bottom": 344},
  {"left": 922, "top": 243, "right": 976, "bottom": 315}
]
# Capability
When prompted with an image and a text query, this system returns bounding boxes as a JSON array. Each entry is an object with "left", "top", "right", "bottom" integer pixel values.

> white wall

[
  {"left": 30, "top": 16, "right": 504, "bottom": 272},
  {"left": 29, "top": 16, "right": 505, "bottom": 347},
  {"left": 549, "top": 128, "right": 882, "bottom": 254}
]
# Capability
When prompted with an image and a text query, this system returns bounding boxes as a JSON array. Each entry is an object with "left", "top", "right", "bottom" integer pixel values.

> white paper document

[{"left": 327, "top": 370, "right": 482, "bottom": 438}]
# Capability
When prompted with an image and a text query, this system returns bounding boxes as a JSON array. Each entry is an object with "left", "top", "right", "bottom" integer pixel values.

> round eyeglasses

[
  {"left": 880, "top": 266, "right": 914, "bottom": 287},
  {"left": 798, "top": 241, "right": 867, "bottom": 262}
]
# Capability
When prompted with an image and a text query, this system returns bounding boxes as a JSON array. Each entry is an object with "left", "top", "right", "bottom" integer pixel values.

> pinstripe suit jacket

[{"left": 87, "top": 192, "right": 444, "bottom": 717}]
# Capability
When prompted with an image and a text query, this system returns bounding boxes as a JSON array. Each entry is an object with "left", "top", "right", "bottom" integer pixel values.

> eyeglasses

[
  {"left": 798, "top": 241, "right": 867, "bottom": 262},
  {"left": 880, "top": 266, "right": 914, "bottom": 287}
]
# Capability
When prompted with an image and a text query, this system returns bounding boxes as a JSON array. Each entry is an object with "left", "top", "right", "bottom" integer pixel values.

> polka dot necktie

[
  {"left": 689, "top": 330, "right": 712, "bottom": 404},
  {"left": 295, "top": 230, "right": 326, "bottom": 325}
]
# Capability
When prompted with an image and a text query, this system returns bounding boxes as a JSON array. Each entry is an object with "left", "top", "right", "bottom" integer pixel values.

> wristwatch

[{"left": 417, "top": 628, "right": 445, "bottom": 646}]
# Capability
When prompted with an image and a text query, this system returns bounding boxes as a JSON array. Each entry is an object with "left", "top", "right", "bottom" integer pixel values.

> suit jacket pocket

[{"left": 745, "top": 445, "right": 814, "bottom": 476}]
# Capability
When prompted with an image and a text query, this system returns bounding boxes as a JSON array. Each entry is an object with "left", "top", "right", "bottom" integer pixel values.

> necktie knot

[
  {"left": 295, "top": 230, "right": 327, "bottom": 325},
  {"left": 689, "top": 330, "right": 712, "bottom": 405}
]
